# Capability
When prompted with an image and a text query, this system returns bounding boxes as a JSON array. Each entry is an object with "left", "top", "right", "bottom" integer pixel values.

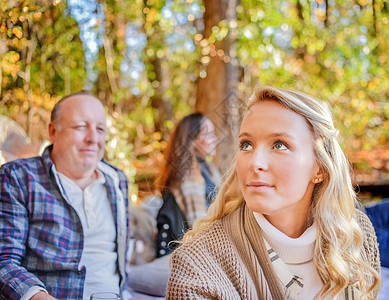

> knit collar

[
  {"left": 221, "top": 203, "right": 285, "bottom": 299},
  {"left": 253, "top": 212, "right": 317, "bottom": 264}
]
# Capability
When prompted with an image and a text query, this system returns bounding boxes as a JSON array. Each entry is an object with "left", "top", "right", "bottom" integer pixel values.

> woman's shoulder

[
  {"left": 354, "top": 208, "right": 381, "bottom": 273},
  {"left": 180, "top": 167, "right": 204, "bottom": 185},
  {"left": 175, "top": 220, "right": 227, "bottom": 254},
  {"left": 171, "top": 208, "right": 244, "bottom": 264},
  {"left": 355, "top": 208, "right": 375, "bottom": 235},
  {"left": 206, "top": 161, "right": 222, "bottom": 182},
  {"left": 173, "top": 217, "right": 243, "bottom": 267},
  {"left": 168, "top": 216, "right": 250, "bottom": 299},
  {"left": 354, "top": 208, "right": 378, "bottom": 251}
]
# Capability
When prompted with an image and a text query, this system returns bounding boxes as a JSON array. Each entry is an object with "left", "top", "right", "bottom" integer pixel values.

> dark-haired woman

[
  {"left": 127, "top": 113, "right": 221, "bottom": 297},
  {"left": 156, "top": 113, "right": 221, "bottom": 257}
]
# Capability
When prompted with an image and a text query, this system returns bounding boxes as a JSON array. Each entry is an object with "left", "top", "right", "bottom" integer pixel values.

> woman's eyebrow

[
  {"left": 267, "top": 132, "right": 295, "bottom": 140},
  {"left": 238, "top": 132, "right": 295, "bottom": 140},
  {"left": 238, "top": 132, "right": 252, "bottom": 138}
]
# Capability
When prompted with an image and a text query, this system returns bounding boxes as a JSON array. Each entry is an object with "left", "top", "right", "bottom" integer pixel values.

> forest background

[{"left": 1, "top": 0, "right": 388, "bottom": 203}]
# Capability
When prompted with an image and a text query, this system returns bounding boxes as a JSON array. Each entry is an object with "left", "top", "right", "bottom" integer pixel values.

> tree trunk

[
  {"left": 324, "top": 0, "right": 329, "bottom": 27},
  {"left": 142, "top": 0, "right": 172, "bottom": 138},
  {"left": 371, "top": 0, "right": 379, "bottom": 50},
  {"left": 24, "top": 20, "right": 37, "bottom": 139},
  {"left": 149, "top": 56, "right": 173, "bottom": 137},
  {"left": 195, "top": 0, "right": 239, "bottom": 172},
  {"left": 96, "top": 0, "right": 126, "bottom": 112},
  {"left": 40, "top": 44, "right": 46, "bottom": 93},
  {"left": 295, "top": 0, "right": 306, "bottom": 59},
  {"left": 0, "top": 67, "right": 2, "bottom": 100},
  {"left": 101, "top": 1, "right": 118, "bottom": 110}
]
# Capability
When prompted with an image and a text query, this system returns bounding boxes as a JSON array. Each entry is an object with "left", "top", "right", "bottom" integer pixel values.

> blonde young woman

[{"left": 167, "top": 86, "right": 381, "bottom": 299}]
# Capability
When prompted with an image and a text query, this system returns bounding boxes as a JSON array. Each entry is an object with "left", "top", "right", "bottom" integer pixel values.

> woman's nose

[
  {"left": 211, "top": 134, "right": 218, "bottom": 144},
  {"left": 249, "top": 149, "right": 269, "bottom": 173}
]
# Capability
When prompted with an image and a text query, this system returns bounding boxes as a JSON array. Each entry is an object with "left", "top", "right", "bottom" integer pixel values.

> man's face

[{"left": 49, "top": 95, "right": 107, "bottom": 179}]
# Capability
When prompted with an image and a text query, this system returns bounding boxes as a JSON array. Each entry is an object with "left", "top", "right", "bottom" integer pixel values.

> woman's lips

[{"left": 246, "top": 182, "right": 274, "bottom": 192}]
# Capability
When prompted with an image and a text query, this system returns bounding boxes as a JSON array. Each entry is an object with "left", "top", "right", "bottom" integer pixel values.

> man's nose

[{"left": 85, "top": 127, "right": 98, "bottom": 143}]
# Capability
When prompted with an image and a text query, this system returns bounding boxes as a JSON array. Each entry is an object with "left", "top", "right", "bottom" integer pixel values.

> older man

[{"left": 0, "top": 91, "right": 129, "bottom": 300}]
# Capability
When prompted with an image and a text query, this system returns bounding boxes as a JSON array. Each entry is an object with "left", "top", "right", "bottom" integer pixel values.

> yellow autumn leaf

[{"left": 12, "top": 26, "right": 23, "bottom": 39}]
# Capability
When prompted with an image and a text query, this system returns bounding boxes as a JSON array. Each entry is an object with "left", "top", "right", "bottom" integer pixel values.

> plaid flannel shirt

[{"left": 0, "top": 146, "right": 129, "bottom": 300}]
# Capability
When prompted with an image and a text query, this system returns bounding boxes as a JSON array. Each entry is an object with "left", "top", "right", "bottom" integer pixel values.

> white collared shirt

[{"left": 57, "top": 170, "right": 119, "bottom": 300}]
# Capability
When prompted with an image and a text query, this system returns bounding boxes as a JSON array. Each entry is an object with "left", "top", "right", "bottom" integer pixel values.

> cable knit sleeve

[
  {"left": 166, "top": 220, "right": 253, "bottom": 300},
  {"left": 167, "top": 249, "right": 214, "bottom": 299},
  {"left": 356, "top": 209, "right": 381, "bottom": 298}
]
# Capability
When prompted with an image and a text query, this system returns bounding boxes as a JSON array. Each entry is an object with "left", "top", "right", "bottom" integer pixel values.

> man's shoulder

[
  {"left": 100, "top": 159, "right": 123, "bottom": 172},
  {"left": 1, "top": 155, "right": 46, "bottom": 175},
  {"left": 99, "top": 159, "right": 128, "bottom": 183}
]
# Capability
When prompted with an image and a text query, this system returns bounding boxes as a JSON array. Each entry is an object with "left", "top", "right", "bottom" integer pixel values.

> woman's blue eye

[
  {"left": 239, "top": 141, "right": 252, "bottom": 151},
  {"left": 274, "top": 141, "right": 288, "bottom": 150}
]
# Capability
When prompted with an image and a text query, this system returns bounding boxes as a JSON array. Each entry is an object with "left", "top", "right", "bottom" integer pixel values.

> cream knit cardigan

[{"left": 167, "top": 203, "right": 380, "bottom": 299}]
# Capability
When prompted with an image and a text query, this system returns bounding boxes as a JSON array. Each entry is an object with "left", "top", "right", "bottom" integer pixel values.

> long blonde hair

[{"left": 184, "top": 86, "right": 380, "bottom": 299}]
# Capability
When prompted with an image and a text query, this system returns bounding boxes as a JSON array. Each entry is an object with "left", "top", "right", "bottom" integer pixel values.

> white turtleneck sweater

[{"left": 254, "top": 213, "right": 345, "bottom": 300}]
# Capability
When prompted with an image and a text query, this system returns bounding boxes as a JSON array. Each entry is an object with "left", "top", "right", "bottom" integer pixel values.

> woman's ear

[
  {"left": 312, "top": 167, "right": 326, "bottom": 184},
  {"left": 312, "top": 176, "right": 323, "bottom": 184}
]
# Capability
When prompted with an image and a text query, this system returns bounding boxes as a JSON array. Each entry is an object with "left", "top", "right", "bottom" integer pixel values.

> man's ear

[{"left": 48, "top": 122, "right": 57, "bottom": 143}]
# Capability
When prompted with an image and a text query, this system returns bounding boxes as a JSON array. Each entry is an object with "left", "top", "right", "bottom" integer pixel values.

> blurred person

[
  {"left": 0, "top": 91, "right": 129, "bottom": 300},
  {"left": 127, "top": 113, "right": 221, "bottom": 297},
  {"left": 167, "top": 86, "right": 381, "bottom": 299},
  {"left": 156, "top": 112, "right": 221, "bottom": 257},
  {"left": 0, "top": 114, "right": 47, "bottom": 164}
]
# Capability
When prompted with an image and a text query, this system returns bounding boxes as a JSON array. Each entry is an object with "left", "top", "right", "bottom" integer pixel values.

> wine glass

[{"left": 90, "top": 292, "right": 121, "bottom": 300}]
